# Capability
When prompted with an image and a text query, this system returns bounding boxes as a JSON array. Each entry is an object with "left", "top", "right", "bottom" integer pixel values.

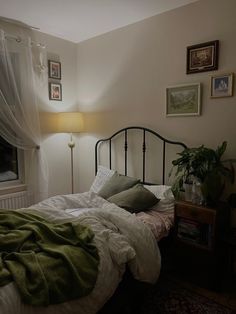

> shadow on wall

[
  {"left": 80, "top": 111, "right": 151, "bottom": 136},
  {"left": 76, "top": 22, "right": 154, "bottom": 113}
]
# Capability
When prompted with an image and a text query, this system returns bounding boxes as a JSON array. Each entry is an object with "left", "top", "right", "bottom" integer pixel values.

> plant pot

[{"left": 191, "top": 180, "right": 204, "bottom": 205}]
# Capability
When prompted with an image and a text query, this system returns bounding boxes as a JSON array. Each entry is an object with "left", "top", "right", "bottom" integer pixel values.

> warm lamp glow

[
  {"left": 57, "top": 112, "right": 84, "bottom": 133},
  {"left": 53, "top": 112, "right": 84, "bottom": 194}
]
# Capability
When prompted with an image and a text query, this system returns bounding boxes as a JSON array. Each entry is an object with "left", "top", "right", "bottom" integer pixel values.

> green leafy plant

[{"left": 170, "top": 141, "right": 235, "bottom": 205}]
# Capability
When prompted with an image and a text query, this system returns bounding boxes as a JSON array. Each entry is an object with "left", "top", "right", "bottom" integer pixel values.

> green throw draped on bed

[{"left": 0, "top": 210, "right": 99, "bottom": 306}]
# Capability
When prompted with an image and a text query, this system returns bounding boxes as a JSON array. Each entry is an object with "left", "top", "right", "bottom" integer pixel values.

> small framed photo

[
  {"left": 49, "top": 82, "right": 62, "bottom": 101},
  {"left": 48, "top": 60, "right": 61, "bottom": 79},
  {"left": 187, "top": 40, "right": 219, "bottom": 74},
  {"left": 210, "top": 73, "right": 234, "bottom": 98},
  {"left": 166, "top": 83, "right": 201, "bottom": 117}
]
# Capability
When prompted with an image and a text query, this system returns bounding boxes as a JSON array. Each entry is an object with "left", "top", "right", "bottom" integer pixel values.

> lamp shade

[{"left": 57, "top": 112, "right": 83, "bottom": 133}]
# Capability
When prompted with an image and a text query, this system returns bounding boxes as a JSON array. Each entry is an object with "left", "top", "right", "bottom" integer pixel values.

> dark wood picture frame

[
  {"left": 49, "top": 82, "right": 62, "bottom": 101},
  {"left": 48, "top": 60, "right": 61, "bottom": 79},
  {"left": 186, "top": 40, "right": 219, "bottom": 74}
]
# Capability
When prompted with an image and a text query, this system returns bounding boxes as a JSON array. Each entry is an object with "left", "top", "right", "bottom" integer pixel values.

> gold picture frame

[{"left": 210, "top": 73, "right": 234, "bottom": 98}]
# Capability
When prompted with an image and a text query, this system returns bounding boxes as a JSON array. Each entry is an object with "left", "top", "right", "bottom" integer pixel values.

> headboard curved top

[{"left": 95, "top": 126, "right": 187, "bottom": 185}]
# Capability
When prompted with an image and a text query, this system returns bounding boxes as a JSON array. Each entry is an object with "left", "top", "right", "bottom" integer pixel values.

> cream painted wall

[
  {"left": 33, "top": 31, "right": 79, "bottom": 196},
  {"left": 2, "top": 0, "right": 236, "bottom": 204},
  {"left": 76, "top": 0, "right": 236, "bottom": 203}
]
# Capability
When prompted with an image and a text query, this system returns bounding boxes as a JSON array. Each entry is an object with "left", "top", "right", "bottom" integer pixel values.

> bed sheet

[
  {"left": 136, "top": 185, "right": 175, "bottom": 240},
  {"left": 136, "top": 209, "right": 174, "bottom": 241},
  {"left": 0, "top": 191, "right": 160, "bottom": 314}
]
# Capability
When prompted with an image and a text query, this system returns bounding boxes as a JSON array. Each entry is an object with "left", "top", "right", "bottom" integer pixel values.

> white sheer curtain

[{"left": 0, "top": 26, "right": 48, "bottom": 204}]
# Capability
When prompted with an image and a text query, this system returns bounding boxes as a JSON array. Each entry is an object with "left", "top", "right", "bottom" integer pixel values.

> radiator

[{"left": 0, "top": 191, "right": 29, "bottom": 209}]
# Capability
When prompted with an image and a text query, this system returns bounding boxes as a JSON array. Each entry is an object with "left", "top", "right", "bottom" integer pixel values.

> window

[
  {"left": 0, "top": 136, "right": 18, "bottom": 182},
  {"left": 0, "top": 51, "right": 25, "bottom": 189}
]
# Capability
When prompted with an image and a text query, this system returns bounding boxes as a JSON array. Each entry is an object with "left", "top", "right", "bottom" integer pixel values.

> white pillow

[
  {"left": 90, "top": 165, "right": 115, "bottom": 193},
  {"left": 144, "top": 185, "right": 175, "bottom": 212},
  {"left": 144, "top": 185, "right": 173, "bottom": 200}
]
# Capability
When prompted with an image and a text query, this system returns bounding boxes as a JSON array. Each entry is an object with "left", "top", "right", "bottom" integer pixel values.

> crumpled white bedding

[{"left": 0, "top": 192, "right": 161, "bottom": 314}]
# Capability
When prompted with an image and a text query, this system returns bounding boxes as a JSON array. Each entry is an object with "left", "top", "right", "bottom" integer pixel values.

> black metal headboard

[{"left": 95, "top": 126, "right": 187, "bottom": 184}]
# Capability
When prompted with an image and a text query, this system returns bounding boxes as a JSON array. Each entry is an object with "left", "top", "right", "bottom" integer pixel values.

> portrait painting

[
  {"left": 210, "top": 73, "right": 233, "bottom": 98},
  {"left": 48, "top": 60, "right": 61, "bottom": 79},
  {"left": 49, "top": 83, "right": 62, "bottom": 101}
]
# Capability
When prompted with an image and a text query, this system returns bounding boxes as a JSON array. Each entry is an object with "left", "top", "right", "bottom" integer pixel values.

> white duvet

[{"left": 0, "top": 192, "right": 161, "bottom": 314}]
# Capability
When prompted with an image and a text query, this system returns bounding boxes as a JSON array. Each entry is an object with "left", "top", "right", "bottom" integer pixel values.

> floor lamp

[{"left": 57, "top": 112, "right": 83, "bottom": 194}]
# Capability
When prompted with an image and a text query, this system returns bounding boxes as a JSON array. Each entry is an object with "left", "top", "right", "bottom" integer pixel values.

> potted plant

[{"left": 170, "top": 141, "right": 235, "bottom": 206}]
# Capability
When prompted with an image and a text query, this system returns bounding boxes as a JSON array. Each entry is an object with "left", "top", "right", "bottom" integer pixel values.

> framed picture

[
  {"left": 166, "top": 83, "right": 201, "bottom": 117},
  {"left": 186, "top": 40, "right": 219, "bottom": 74},
  {"left": 49, "top": 82, "right": 62, "bottom": 101},
  {"left": 48, "top": 60, "right": 61, "bottom": 79},
  {"left": 210, "top": 73, "right": 234, "bottom": 98}
]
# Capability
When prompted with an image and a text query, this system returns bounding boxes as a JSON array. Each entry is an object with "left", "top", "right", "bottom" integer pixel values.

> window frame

[{"left": 0, "top": 147, "right": 26, "bottom": 194}]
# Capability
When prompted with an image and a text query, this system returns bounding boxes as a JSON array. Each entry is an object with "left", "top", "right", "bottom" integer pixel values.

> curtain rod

[
  {"left": 0, "top": 17, "right": 39, "bottom": 31},
  {"left": 4, "top": 33, "right": 46, "bottom": 49}
]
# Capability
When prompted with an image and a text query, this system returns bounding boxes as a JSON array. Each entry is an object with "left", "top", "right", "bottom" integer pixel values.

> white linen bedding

[{"left": 0, "top": 192, "right": 161, "bottom": 314}]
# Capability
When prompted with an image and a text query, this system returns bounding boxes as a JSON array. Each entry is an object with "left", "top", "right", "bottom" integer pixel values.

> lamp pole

[
  {"left": 68, "top": 133, "right": 75, "bottom": 194},
  {"left": 56, "top": 112, "right": 83, "bottom": 194}
]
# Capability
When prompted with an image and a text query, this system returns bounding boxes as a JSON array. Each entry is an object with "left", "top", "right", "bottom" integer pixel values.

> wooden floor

[{"left": 168, "top": 273, "right": 236, "bottom": 311}]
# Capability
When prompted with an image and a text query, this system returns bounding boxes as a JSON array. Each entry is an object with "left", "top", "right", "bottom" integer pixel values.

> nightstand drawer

[{"left": 175, "top": 203, "right": 216, "bottom": 224}]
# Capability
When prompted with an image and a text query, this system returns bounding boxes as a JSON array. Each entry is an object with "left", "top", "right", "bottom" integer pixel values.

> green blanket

[{"left": 0, "top": 210, "right": 99, "bottom": 306}]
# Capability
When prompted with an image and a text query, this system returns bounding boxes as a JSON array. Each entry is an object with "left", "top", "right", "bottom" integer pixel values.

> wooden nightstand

[
  {"left": 224, "top": 228, "right": 236, "bottom": 279},
  {"left": 172, "top": 200, "right": 230, "bottom": 291}
]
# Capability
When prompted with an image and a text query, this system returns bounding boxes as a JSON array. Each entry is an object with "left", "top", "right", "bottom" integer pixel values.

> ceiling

[{"left": 0, "top": 0, "right": 199, "bottom": 43}]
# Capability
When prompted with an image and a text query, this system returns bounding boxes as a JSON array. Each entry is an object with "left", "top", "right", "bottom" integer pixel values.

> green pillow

[
  {"left": 107, "top": 184, "right": 159, "bottom": 213},
  {"left": 98, "top": 172, "right": 140, "bottom": 199}
]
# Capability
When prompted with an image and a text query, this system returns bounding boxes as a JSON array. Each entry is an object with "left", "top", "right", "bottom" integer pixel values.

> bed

[{"left": 0, "top": 126, "right": 186, "bottom": 314}]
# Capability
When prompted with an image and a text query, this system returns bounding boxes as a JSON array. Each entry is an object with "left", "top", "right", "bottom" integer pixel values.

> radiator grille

[{"left": 0, "top": 191, "right": 29, "bottom": 209}]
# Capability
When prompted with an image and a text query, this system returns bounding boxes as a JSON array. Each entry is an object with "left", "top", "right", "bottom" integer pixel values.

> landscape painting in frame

[{"left": 166, "top": 83, "right": 201, "bottom": 117}]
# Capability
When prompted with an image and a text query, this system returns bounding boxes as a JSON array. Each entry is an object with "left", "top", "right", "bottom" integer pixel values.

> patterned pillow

[{"left": 90, "top": 165, "right": 115, "bottom": 193}]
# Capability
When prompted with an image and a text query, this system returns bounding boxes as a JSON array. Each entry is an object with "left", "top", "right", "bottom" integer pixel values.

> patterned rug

[
  {"left": 100, "top": 274, "right": 235, "bottom": 314},
  {"left": 137, "top": 277, "right": 234, "bottom": 314}
]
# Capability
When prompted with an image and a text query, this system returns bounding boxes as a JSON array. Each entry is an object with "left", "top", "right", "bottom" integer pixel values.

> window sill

[{"left": 0, "top": 184, "right": 27, "bottom": 196}]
